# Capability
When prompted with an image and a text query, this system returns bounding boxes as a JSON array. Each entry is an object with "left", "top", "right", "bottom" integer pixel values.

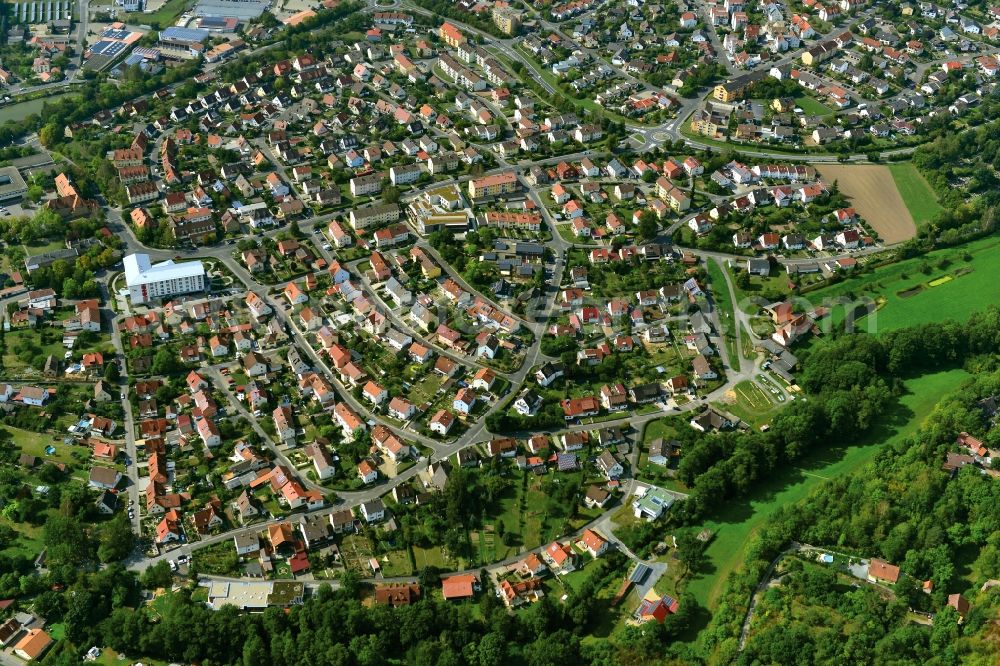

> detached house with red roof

[
  {"left": 561, "top": 396, "right": 600, "bottom": 420},
  {"left": 580, "top": 529, "right": 609, "bottom": 558},
  {"left": 544, "top": 540, "right": 577, "bottom": 573},
  {"left": 442, "top": 573, "right": 480, "bottom": 600}
]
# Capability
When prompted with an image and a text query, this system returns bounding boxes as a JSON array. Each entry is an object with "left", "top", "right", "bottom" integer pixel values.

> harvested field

[{"left": 817, "top": 164, "right": 917, "bottom": 244}]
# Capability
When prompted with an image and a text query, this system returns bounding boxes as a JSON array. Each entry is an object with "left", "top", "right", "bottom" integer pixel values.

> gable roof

[
  {"left": 441, "top": 573, "right": 478, "bottom": 599},
  {"left": 868, "top": 558, "right": 900, "bottom": 583}
]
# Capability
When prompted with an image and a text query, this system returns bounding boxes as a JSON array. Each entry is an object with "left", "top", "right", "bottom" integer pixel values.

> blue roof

[
  {"left": 159, "top": 26, "right": 210, "bottom": 43},
  {"left": 90, "top": 40, "right": 128, "bottom": 57},
  {"left": 198, "top": 16, "right": 233, "bottom": 28},
  {"left": 629, "top": 564, "right": 651, "bottom": 583},
  {"left": 556, "top": 453, "right": 577, "bottom": 470}
]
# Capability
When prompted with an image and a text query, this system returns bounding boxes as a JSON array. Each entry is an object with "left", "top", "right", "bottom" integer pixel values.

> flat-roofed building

[
  {"left": 206, "top": 580, "right": 304, "bottom": 610},
  {"left": 0, "top": 166, "right": 27, "bottom": 200},
  {"left": 124, "top": 253, "right": 206, "bottom": 304}
]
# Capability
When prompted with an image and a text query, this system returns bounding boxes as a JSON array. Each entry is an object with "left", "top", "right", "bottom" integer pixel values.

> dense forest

[
  {"left": 669, "top": 308, "right": 1000, "bottom": 525},
  {"left": 704, "top": 361, "right": 1000, "bottom": 664},
  {"left": 24, "top": 557, "right": 697, "bottom": 666}
]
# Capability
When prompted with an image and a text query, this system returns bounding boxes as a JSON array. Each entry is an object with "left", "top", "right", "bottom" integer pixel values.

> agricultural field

[
  {"left": 685, "top": 367, "right": 970, "bottom": 611},
  {"left": 887, "top": 162, "right": 943, "bottom": 228},
  {"left": 806, "top": 236, "right": 1000, "bottom": 332},
  {"left": 816, "top": 164, "right": 919, "bottom": 244}
]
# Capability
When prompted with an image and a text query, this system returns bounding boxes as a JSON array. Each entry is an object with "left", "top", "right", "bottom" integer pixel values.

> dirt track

[{"left": 817, "top": 164, "right": 916, "bottom": 244}]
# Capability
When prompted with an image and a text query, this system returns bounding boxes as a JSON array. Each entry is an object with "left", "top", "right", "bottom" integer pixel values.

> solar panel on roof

[
  {"left": 91, "top": 40, "right": 127, "bottom": 57},
  {"left": 629, "top": 564, "right": 651, "bottom": 584}
]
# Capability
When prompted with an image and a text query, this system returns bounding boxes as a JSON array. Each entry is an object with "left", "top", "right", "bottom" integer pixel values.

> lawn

[
  {"left": 794, "top": 95, "right": 833, "bottom": 116},
  {"left": 3, "top": 327, "right": 67, "bottom": 374},
  {"left": 409, "top": 374, "right": 444, "bottom": 406},
  {"left": 806, "top": 236, "right": 1000, "bottom": 332},
  {"left": 642, "top": 417, "right": 680, "bottom": 444},
  {"left": 493, "top": 477, "right": 544, "bottom": 554},
  {"left": 706, "top": 259, "right": 739, "bottom": 365},
  {"left": 143, "top": 0, "right": 193, "bottom": 27},
  {"left": 888, "top": 162, "right": 943, "bottom": 228},
  {"left": 48, "top": 623, "right": 66, "bottom": 640},
  {"left": 0, "top": 515, "right": 45, "bottom": 559},
  {"left": 379, "top": 549, "right": 413, "bottom": 577},
  {"left": 685, "top": 367, "right": 970, "bottom": 612},
  {"left": 719, "top": 379, "right": 776, "bottom": 425},
  {"left": 411, "top": 544, "right": 454, "bottom": 570},
  {"left": 95, "top": 648, "right": 170, "bottom": 666},
  {"left": 9, "top": 426, "right": 77, "bottom": 465},
  {"left": 723, "top": 261, "right": 797, "bottom": 314},
  {"left": 23, "top": 239, "right": 66, "bottom": 255}
]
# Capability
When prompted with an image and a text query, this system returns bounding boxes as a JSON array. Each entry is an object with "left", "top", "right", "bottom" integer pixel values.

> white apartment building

[{"left": 124, "top": 253, "right": 206, "bottom": 304}]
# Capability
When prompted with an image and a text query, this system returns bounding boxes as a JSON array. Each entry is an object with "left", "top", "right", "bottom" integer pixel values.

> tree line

[
  {"left": 670, "top": 307, "right": 1000, "bottom": 524},
  {"left": 702, "top": 350, "right": 1000, "bottom": 665},
  {"left": 12, "top": 552, "right": 698, "bottom": 666}
]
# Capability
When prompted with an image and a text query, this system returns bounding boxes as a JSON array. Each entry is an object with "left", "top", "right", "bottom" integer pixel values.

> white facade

[{"left": 124, "top": 253, "right": 206, "bottom": 304}]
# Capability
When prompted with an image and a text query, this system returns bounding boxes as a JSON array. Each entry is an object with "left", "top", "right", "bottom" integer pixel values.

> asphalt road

[{"left": 78, "top": 0, "right": 913, "bottom": 581}]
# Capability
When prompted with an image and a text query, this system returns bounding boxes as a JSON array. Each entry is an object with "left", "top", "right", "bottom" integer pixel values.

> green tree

[
  {"left": 638, "top": 210, "right": 658, "bottom": 240},
  {"left": 97, "top": 514, "right": 135, "bottom": 563},
  {"left": 242, "top": 633, "right": 269, "bottom": 665},
  {"left": 104, "top": 360, "right": 121, "bottom": 382},
  {"left": 43, "top": 514, "right": 90, "bottom": 566},
  {"left": 152, "top": 348, "right": 182, "bottom": 375},
  {"left": 38, "top": 123, "right": 61, "bottom": 148},
  {"left": 140, "top": 561, "right": 174, "bottom": 590}
]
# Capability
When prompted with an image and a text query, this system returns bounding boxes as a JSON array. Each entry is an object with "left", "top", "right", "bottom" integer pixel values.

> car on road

[
  {"left": 176, "top": 554, "right": 189, "bottom": 564},
  {"left": 168, "top": 560, "right": 177, "bottom": 571}
]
